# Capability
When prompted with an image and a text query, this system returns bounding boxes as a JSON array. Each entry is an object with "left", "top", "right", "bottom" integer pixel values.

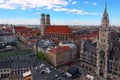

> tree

[{"left": 36, "top": 51, "right": 47, "bottom": 61}]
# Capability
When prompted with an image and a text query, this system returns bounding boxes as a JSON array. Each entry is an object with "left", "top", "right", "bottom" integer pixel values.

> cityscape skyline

[
  {"left": 0, "top": 1, "right": 120, "bottom": 79},
  {"left": 0, "top": 0, "right": 119, "bottom": 26}
]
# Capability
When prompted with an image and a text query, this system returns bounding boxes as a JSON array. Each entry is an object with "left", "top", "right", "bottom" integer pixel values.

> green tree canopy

[{"left": 36, "top": 51, "right": 47, "bottom": 61}]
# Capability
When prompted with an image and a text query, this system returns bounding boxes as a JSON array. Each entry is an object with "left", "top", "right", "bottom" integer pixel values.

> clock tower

[{"left": 96, "top": 3, "right": 110, "bottom": 78}]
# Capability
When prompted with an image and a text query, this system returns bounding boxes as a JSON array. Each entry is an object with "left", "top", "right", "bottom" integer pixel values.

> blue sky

[{"left": 0, "top": 0, "right": 119, "bottom": 25}]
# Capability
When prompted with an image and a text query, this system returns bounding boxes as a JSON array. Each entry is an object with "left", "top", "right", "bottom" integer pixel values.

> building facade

[
  {"left": 46, "top": 44, "right": 77, "bottom": 67},
  {"left": 40, "top": 13, "right": 46, "bottom": 37},
  {"left": 40, "top": 13, "right": 73, "bottom": 40},
  {"left": 46, "top": 46, "right": 72, "bottom": 67},
  {"left": 80, "top": 40, "right": 97, "bottom": 71},
  {"left": 0, "top": 61, "right": 12, "bottom": 78},
  {"left": 96, "top": 3, "right": 110, "bottom": 78},
  {"left": 80, "top": 3, "right": 120, "bottom": 79}
]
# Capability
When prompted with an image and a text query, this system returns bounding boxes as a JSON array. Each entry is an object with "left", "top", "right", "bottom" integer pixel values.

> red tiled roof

[
  {"left": 45, "top": 25, "right": 73, "bottom": 34},
  {"left": 48, "top": 46, "right": 71, "bottom": 54},
  {"left": 14, "top": 26, "right": 25, "bottom": 30},
  {"left": 32, "top": 30, "right": 40, "bottom": 33},
  {"left": 14, "top": 26, "right": 25, "bottom": 33},
  {"left": 23, "top": 33, "right": 31, "bottom": 38},
  {"left": 5, "top": 28, "right": 12, "bottom": 32}
]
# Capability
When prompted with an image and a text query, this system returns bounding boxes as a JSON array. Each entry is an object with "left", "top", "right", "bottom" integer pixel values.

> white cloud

[
  {"left": 111, "top": 19, "right": 120, "bottom": 26},
  {"left": 93, "top": 2, "right": 97, "bottom": 6},
  {"left": 73, "top": 20, "right": 98, "bottom": 25},
  {"left": 84, "top": 1, "right": 89, "bottom": 4},
  {"left": 72, "top": 1, "right": 77, "bottom": 5},
  {"left": 0, "top": 3, "right": 16, "bottom": 9},
  {"left": 53, "top": 7, "right": 68, "bottom": 11},
  {"left": 52, "top": 19, "right": 101, "bottom": 25},
  {"left": 1, "top": 18, "right": 119, "bottom": 25},
  {"left": 0, "top": 0, "right": 69, "bottom": 10},
  {"left": 84, "top": 1, "right": 97, "bottom": 6},
  {"left": 69, "top": 0, "right": 72, "bottom": 2},
  {"left": 33, "top": 12, "right": 41, "bottom": 15},
  {"left": 0, "top": 0, "right": 4, "bottom": 3},
  {"left": 0, "top": 19, "right": 40, "bottom": 25},
  {"left": 0, "top": 0, "right": 98, "bottom": 16},
  {"left": 53, "top": 7, "right": 98, "bottom": 15}
]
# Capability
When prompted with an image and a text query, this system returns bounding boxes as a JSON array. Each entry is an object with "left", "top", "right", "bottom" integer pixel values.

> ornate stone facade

[
  {"left": 96, "top": 3, "right": 109, "bottom": 78},
  {"left": 80, "top": 3, "right": 120, "bottom": 79}
]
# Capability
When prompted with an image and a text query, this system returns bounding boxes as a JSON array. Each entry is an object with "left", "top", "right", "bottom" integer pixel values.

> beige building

[
  {"left": 0, "top": 68, "right": 12, "bottom": 78},
  {"left": 46, "top": 45, "right": 77, "bottom": 67}
]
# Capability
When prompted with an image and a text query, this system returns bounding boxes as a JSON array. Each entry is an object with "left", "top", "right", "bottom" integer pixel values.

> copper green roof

[
  {"left": 46, "top": 14, "right": 50, "bottom": 17},
  {"left": 41, "top": 13, "right": 45, "bottom": 16}
]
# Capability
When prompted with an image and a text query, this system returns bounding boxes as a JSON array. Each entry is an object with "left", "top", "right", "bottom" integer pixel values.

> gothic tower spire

[
  {"left": 102, "top": 2, "right": 109, "bottom": 29},
  {"left": 96, "top": 3, "right": 110, "bottom": 78},
  {"left": 103, "top": 3, "right": 108, "bottom": 17}
]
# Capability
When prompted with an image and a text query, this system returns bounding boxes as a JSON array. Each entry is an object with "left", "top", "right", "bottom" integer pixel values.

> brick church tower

[
  {"left": 46, "top": 14, "right": 50, "bottom": 26},
  {"left": 40, "top": 13, "right": 50, "bottom": 36},
  {"left": 40, "top": 13, "right": 46, "bottom": 36}
]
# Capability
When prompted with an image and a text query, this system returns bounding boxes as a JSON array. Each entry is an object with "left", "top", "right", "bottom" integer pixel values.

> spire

[
  {"left": 103, "top": 2, "right": 108, "bottom": 17},
  {"left": 12, "top": 25, "right": 15, "bottom": 34},
  {"left": 105, "top": 2, "right": 107, "bottom": 8},
  {"left": 102, "top": 2, "right": 109, "bottom": 24}
]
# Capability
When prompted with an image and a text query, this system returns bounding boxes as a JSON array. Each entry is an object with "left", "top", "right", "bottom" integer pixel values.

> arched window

[
  {"left": 100, "top": 50, "right": 105, "bottom": 59},
  {"left": 99, "top": 68, "right": 104, "bottom": 76}
]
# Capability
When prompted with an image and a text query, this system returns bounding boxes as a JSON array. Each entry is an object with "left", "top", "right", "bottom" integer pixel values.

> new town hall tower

[
  {"left": 80, "top": 3, "right": 120, "bottom": 79},
  {"left": 96, "top": 3, "right": 110, "bottom": 78}
]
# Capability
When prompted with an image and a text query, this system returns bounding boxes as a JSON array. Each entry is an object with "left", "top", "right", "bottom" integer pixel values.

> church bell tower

[{"left": 40, "top": 13, "right": 46, "bottom": 37}]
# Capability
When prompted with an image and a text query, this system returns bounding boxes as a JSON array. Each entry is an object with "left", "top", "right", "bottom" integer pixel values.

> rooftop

[
  {"left": 45, "top": 25, "right": 73, "bottom": 35},
  {"left": 23, "top": 71, "right": 31, "bottom": 77},
  {"left": 0, "top": 36, "right": 16, "bottom": 43},
  {"left": 48, "top": 46, "right": 71, "bottom": 54},
  {"left": 11, "top": 58, "right": 36, "bottom": 68},
  {"left": 0, "top": 39, "right": 33, "bottom": 60},
  {"left": 30, "top": 60, "right": 71, "bottom": 80},
  {"left": 0, "top": 60, "right": 12, "bottom": 69}
]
